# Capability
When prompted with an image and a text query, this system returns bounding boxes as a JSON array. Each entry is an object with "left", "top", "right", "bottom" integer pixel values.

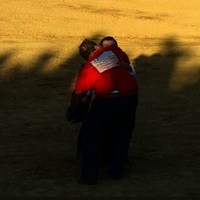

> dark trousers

[{"left": 80, "top": 93, "right": 138, "bottom": 182}]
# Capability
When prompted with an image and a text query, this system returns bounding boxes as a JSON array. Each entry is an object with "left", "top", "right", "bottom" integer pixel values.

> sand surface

[{"left": 0, "top": 0, "right": 200, "bottom": 197}]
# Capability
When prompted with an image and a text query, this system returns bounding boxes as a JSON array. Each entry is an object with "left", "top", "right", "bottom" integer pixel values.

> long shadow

[
  {"left": 133, "top": 36, "right": 200, "bottom": 135},
  {"left": 0, "top": 50, "right": 17, "bottom": 67},
  {"left": 132, "top": 36, "right": 200, "bottom": 195},
  {"left": 2, "top": 34, "right": 199, "bottom": 196},
  {"left": 0, "top": 33, "right": 105, "bottom": 196}
]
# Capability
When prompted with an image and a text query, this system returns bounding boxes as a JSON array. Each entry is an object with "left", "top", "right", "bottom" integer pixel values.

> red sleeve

[
  {"left": 74, "top": 68, "right": 88, "bottom": 93},
  {"left": 109, "top": 46, "right": 130, "bottom": 64},
  {"left": 121, "top": 50, "right": 130, "bottom": 64},
  {"left": 74, "top": 64, "right": 99, "bottom": 93}
]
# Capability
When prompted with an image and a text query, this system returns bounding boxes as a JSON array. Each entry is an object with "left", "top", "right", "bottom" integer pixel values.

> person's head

[
  {"left": 79, "top": 39, "right": 101, "bottom": 60},
  {"left": 100, "top": 36, "right": 118, "bottom": 47}
]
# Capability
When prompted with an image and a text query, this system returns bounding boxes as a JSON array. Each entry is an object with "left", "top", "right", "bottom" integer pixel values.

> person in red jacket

[
  {"left": 67, "top": 39, "right": 138, "bottom": 185},
  {"left": 69, "top": 36, "right": 136, "bottom": 159}
]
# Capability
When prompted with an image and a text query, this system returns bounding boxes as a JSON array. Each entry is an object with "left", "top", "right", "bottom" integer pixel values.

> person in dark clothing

[{"left": 67, "top": 39, "right": 138, "bottom": 185}]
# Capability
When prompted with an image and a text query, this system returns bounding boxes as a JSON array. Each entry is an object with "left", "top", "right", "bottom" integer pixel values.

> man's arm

[
  {"left": 66, "top": 91, "right": 92, "bottom": 123},
  {"left": 119, "top": 61, "right": 136, "bottom": 75}
]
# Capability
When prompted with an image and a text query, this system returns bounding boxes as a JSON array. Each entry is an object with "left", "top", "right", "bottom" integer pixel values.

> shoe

[{"left": 78, "top": 179, "right": 98, "bottom": 185}]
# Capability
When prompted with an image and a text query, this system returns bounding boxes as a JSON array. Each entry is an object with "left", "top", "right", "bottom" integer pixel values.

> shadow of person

[
  {"left": 0, "top": 33, "right": 107, "bottom": 191},
  {"left": 0, "top": 32, "right": 105, "bottom": 140},
  {"left": 134, "top": 36, "right": 194, "bottom": 112},
  {"left": 132, "top": 36, "right": 200, "bottom": 179},
  {"left": 0, "top": 50, "right": 17, "bottom": 68},
  {"left": 134, "top": 37, "right": 189, "bottom": 94}
]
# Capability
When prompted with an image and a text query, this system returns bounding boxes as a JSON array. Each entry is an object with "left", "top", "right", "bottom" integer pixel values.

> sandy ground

[{"left": 0, "top": 0, "right": 200, "bottom": 197}]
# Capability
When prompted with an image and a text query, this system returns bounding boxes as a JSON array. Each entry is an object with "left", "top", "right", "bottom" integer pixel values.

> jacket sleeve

[{"left": 66, "top": 91, "right": 91, "bottom": 123}]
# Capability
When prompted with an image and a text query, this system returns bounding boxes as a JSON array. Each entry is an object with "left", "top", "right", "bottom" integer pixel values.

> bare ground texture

[{"left": 0, "top": 0, "right": 200, "bottom": 198}]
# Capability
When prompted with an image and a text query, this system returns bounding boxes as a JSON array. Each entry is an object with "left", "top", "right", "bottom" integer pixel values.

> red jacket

[{"left": 74, "top": 45, "right": 138, "bottom": 97}]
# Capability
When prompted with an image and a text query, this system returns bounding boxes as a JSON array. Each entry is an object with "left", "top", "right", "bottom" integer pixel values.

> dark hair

[
  {"left": 100, "top": 36, "right": 118, "bottom": 46},
  {"left": 79, "top": 39, "right": 97, "bottom": 60}
]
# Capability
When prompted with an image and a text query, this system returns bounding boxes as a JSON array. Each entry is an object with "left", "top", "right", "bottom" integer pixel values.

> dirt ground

[{"left": 0, "top": 0, "right": 200, "bottom": 198}]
